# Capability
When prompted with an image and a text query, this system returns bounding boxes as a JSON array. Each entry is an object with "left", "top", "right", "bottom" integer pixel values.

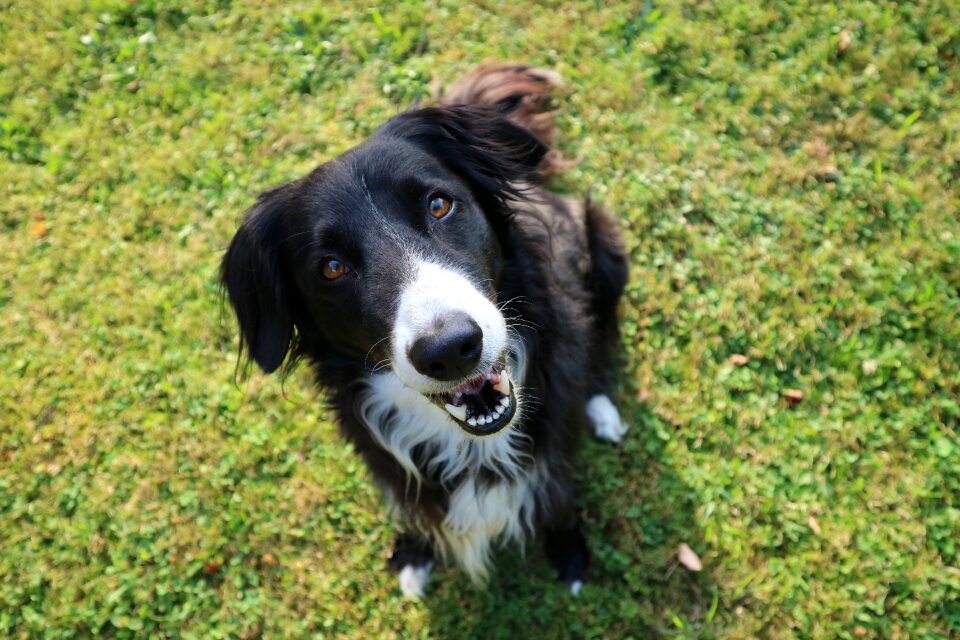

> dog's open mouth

[{"left": 437, "top": 366, "right": 517, "bottom": 436}]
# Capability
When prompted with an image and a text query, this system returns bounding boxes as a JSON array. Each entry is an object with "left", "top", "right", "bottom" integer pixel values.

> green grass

[{"left": 2, "top": 0, "right": 959, "bottom": 637}]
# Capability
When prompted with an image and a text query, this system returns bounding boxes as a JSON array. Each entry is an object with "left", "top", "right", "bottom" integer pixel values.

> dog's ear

[
  {"left": 220, "top": 185, "right": 297, "bottom": 375},
  {"left": 380, "top": 105, "right": 548, "bottom": 206}
]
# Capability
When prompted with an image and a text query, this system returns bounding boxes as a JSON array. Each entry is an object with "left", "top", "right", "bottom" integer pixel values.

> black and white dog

[{"left": 221, "top": 63, "right": 629, "bottom": 597}]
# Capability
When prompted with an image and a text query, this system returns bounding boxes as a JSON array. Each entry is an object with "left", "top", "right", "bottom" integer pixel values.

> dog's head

[{"left": 221, "top": 106, "right": 546, "bottom": 437}]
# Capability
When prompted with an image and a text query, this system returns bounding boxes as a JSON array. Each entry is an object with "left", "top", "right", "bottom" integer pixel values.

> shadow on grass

[{"left": 420, "top": 398, "right": 716, "bottom": 639}]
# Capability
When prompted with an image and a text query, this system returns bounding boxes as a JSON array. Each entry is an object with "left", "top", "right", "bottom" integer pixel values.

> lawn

[{"left": 2, "top": 0, "right": 959, "bottom": 638}]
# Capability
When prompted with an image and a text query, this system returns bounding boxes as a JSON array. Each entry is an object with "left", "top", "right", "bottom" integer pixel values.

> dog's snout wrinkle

[{"left": 408, "top": 312, "right": 483, "bottom": 381}]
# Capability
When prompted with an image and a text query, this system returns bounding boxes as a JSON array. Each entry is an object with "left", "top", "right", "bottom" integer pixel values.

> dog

[{"left": 220, "top": 62, "right": 629, "bottom": 598}]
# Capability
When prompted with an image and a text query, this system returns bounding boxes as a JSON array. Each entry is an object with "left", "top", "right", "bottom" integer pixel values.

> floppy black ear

[
  {"left": 220, "top": 186, "right": 296, "bottom": 374},
  {"left": 379, "top": 105, "right": 548, "bottom": 206}
]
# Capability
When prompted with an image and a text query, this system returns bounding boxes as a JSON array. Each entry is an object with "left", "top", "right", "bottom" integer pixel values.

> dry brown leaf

[
  {"left": 808, "top": 514, "right": 822, "bottom": 536},
  {"left": 30, "top": 221, "right": 49, "bottom": 239},
  {"left": 783, "top": 389, "right": 804, "bottom": 407},
  {"left": 678, "top": 543, "right": 703, "bottom": 571},
  {"left": 839, "top": 29, "right": 852, "bottom": 52},
  {"left": 728, "top": 354, "right": 749, "bottom": 366}
]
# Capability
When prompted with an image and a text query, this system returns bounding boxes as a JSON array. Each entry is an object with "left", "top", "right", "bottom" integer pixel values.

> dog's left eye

[
  {"left": 427, "top": 194, "right": 453, "bottom": 220},
  {"left": 321, "top": 257, "right": 349, "bottom": 280}
]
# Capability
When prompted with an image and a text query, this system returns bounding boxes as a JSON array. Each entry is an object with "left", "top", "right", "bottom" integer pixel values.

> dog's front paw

[
  {"left": 586, "top": 394, "right": 628, "bottom": 443},
  {"left": 397, "top": 562, "right": 433, "bottom": 600},
  {"left": 545, "top": 519, "right": 590, "bottom": 596},
  {"left": 389, "top": 535, "right": 434, "bottom": 600}
]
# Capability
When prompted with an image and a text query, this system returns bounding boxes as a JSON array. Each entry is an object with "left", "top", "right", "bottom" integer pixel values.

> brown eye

[
  {"left": 321, "top": 257, "right": 348, "bottom": 280},
  {"left": 427, "top": 194, "right": 453, "bottom": 219}
]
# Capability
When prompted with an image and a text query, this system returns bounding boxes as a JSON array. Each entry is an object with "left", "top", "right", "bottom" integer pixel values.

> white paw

[
  {"left": 569, "top": 580, "right": 583, "bottom": 596},
  {"left": 586, "top": 394, "right": 628, "bottom": 443},
  {"left": 398, "top": 562, "right": 432, "bottom": 599}
]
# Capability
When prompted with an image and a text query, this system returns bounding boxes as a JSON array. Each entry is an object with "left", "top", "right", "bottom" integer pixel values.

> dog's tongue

[
  {"left": 456, "top": 370, "right": 500, "bottom": 397},
  {"left": 444, "top": 368, "right": 512, "bottom": 426}
]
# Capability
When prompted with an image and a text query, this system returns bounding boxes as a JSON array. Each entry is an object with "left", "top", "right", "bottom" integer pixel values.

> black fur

[
  {"left": 220, "top": 65, "right": 628, "bottom": 592},
  {"left": 388, "top": 534, "right": 434, "bottom": 574}
]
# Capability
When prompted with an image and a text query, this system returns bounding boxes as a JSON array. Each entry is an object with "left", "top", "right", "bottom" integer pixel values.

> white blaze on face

[{"left": 392, "top": 261, "right": 507, "bottom": 393}]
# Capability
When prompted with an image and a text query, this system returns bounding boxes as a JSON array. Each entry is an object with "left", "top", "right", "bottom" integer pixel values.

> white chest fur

[{"left": 356, "top": 371, "right": 540, "bottom": 583}]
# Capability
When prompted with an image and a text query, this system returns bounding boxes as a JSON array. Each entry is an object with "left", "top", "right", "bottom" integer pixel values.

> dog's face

[{"left": 222, "top": 106, "right": 546, "bottom": 436}]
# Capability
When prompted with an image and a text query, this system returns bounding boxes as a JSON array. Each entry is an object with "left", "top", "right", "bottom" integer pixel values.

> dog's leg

[
  {"left": 544, "top": 514, "right": 590, "bottom": 595},
  {"left": 583, "top": 198, "right": 630, "bottom": 443},
  {"left": 388, "top": 534, "right": 434, "bottom": 599}
]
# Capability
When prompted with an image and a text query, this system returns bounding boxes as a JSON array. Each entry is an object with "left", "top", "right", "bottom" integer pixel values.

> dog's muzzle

[
  {"left": 405, "top": 312, "right": 517, "bottom": 436},
  {"left": 392, "top": 261, "right": 516, "bottom": 435}
]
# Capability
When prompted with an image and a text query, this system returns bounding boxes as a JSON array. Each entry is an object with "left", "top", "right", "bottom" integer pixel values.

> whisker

[
  {"left": 282, "top": 229, "right": 316, "bottom": 243},
  {"left": 497, "top": 295, "right": 531, "bottom": 313},
  {"left": 364, "top": 335, "right": 392, "bottom": 371},
  {"left": 371, "top": 358, "right": 393, "bottom": 372},
  {"left": 509, "top": 318, "right": 541, "bottom": 328},
  {"left": 292, "top": 237, "right": 322, "bottom": 260}
]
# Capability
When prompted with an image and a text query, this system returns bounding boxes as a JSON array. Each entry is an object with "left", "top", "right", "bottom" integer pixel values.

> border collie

[{"left": 221, "top": 62, "right": 629, "bottom": 598}]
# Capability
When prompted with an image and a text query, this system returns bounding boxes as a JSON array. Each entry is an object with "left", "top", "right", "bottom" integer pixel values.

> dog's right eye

[
  {"left": 427, "top": 194, "right": 454, "bottom": 220},
  {"left": 321, "top": 257, "right": 349, "bottom": 280}
]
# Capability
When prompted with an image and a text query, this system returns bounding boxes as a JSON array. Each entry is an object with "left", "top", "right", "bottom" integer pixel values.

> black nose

[{"left": 408, "top": 313, "right": 483, "bottom": 381}]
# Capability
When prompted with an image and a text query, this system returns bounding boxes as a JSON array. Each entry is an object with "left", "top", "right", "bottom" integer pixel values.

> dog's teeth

[
  {"left": 467, "top": 417, "right": 477, "bottom": 427},
  {"left": 499, "top": 396, "right": 510, "bottom": 408},
  {"left": 445, "top": 403, "right": 467, "bottom": 422},
  {"left": 494, "top": 369, "right": 511, "bottom": 396}
]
